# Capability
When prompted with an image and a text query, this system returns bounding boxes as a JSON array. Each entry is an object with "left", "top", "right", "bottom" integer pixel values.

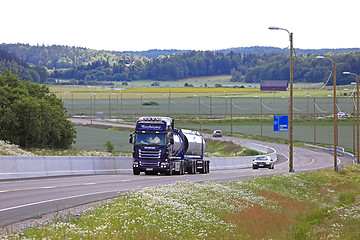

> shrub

[
  {"left": 142, "top": 101, "right": 159, "bottom": 106},
  {"left": 105, "top": 140, "right": 115, "bottom": 153},
  {"left": 242, "top": 149, "right": 260, "bottom": 156}
]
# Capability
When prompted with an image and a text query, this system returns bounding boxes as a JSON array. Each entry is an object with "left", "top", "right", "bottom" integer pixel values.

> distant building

[{"left": 260, "top": 80, "right": 288, "bottom": 91}]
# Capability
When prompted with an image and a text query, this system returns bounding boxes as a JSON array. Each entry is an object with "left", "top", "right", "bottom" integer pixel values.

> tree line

[
  {"left": 2, "top": 43, "right": 360, "bottom": 85},
  {"left": 0, "top": 48, "right": 48, "bottom": 83},
  {"left": 0, "top": 43, "right": 135, "bottom": 69},
  {"left": 50, "top": 50, "right": 360, "bottom": 85}
]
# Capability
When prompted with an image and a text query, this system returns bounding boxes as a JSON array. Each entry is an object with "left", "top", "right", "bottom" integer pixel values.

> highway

[{"left": 0, "top": 134, "right": 353, "bottom": 227}]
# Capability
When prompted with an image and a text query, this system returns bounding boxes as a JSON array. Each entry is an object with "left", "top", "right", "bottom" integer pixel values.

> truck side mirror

[
  {"left": 129, "top": 134, "right": 133, "bottom": 144},
  {"left": 170, "top": 138, "right": 174, "bottom": 144}
]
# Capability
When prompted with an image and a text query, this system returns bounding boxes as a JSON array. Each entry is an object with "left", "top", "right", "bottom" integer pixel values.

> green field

[
  {"left": 73, "top": 126, "right": 132, "bottom": 153},
  {"left": 61, "top": 96, "right": 353, "bottom": 117},
  {"left": 57, "top": 78, "right": 358, "bottom": 152}
]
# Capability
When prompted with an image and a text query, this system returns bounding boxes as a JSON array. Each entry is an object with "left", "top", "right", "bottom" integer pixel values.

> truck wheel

[
  {"left": 133, "top": 169, "right": 140, "bottom": 175},
  {"left": 191, "top": 162, "right": 196, "bottom": 174},
  {"left": 180, "top": 162, "right": 185, "bottom": 175},
  {"left": 200, "top": 162, "right": 206, "bottom": 174},
  {"left": 165, "top": 165, "right": 173, "bottom": 176},
  {"left": 188, "top": 162, "right": 193, "bottom": 174}
]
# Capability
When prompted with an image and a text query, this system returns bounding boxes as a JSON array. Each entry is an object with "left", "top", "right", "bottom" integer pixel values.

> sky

[{"left": 2, "top": 0, "right": 360, "bottom": 52}]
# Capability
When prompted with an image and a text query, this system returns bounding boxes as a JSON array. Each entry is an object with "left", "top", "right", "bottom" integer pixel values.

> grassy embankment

[
  {"left": 0, "top": 132, "right": 258, "bottom": 157},
  {"left": 3, "top": 164, "right": 360, "bottom": 239}
]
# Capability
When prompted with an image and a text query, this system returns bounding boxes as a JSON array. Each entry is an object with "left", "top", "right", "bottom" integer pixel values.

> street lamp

[
  {"left": 343, "top": 72, "right": 359, "bottom": 164},
  {"left": 317, "top": 56, "right": 338, "bottom": 171},
  {"left": 269, "top": 26, "right": 294, "bottom": 172}
]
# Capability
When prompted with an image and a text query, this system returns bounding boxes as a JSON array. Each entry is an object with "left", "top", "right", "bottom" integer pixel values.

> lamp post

[
  {"left": 317, "top": 56, "right": 338, "bottom": 171},
  {"left": 314, "top": 98, "right": 316, "bottom": 145},
  {"left": 343, "top": 72, "right": 359, "bottom": 164},
  {"left": 269, "top": 26, "right": 294, "bottom": 172},
  {"left": 354, "top": 93, "right": 356, "bottom": 160}
]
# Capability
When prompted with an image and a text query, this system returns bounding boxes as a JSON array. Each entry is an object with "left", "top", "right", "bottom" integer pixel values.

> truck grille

[
  {"left": 139, "top": 149, "right": 161, "bottom": 159},
  {"left": 140, "top": 160, "right": 159, "bottom": 167}
]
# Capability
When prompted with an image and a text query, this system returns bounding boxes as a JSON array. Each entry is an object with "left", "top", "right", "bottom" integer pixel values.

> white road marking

[{"left": 0, "top": 189, "right": 128, "bottom": 213}]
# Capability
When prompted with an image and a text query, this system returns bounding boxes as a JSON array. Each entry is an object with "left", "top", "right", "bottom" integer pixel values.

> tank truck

[{"left": 129, "top": 116, "right": 209, "bottom": 175}]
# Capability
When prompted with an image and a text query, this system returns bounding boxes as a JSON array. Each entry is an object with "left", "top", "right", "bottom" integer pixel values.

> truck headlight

[
  {"left": 133, "top": 161, "right": 139, "bottom": 167},
  {"left": 161, "top": 162, "right": 169, "bottom": 168}
]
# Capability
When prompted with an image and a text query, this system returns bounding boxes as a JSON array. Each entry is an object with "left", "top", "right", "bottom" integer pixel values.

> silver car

[
  {"left": 252, "top": 156, "right": 274, "bottom": 169},
  {"left": 212, "top": 130, "right": 222, "bottom": 137}
]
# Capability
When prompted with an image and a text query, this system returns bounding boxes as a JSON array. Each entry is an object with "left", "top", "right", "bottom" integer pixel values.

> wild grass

[
  {"left": 204, "top": 138, "right": 260, "bottom": 157},
  {"left": 3, "top": 165, "right": 360, "bottom": 239}
]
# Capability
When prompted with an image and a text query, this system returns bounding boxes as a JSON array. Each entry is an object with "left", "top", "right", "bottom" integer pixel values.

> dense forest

[
  {"left": 0, "top": 43, "right": 130, "bottom": 69},
  {"left": 2, "top": 43, "right": 359, "bottom": 69},
  {"left": 1, "top": 43, "right": 360, "bottom": 85},
  {"left": 0, "top": 48, "right": 48, "bottom": 83},
  {"left": 50, "top": 50, "right": 360, "bottom": 85}
]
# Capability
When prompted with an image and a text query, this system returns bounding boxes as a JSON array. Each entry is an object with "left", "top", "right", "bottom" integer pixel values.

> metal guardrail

[
  {"left": 303, "top": 144, "right": 354, "bottom": 160},
  {"left": 0, "top": 143, "right": 277, "bottom": 180}
]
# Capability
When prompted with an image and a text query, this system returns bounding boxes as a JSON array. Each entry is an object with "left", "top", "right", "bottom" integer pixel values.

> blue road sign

[{"left": 274, "top": 115, "right": 288, "bottom": 132}]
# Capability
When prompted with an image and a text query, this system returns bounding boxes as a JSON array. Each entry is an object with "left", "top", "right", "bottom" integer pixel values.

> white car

[
  {"left": 212, "top": 130, "right": 222, "bottom": 137},
  {"left": 252, "top": 156, "right": 274, "bottom": 169},
  {"left": 337, "top": 112, "right": 345, "bottom": 117}
]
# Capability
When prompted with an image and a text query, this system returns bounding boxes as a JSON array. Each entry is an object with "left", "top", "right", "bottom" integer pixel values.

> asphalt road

[{"left": 0, "top": 128, "right": 353, "bottom": 227}]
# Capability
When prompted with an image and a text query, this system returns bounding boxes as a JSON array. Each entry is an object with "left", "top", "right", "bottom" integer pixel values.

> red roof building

[{"left": 260, "top": 80, "right": 288, "bottom": 91}]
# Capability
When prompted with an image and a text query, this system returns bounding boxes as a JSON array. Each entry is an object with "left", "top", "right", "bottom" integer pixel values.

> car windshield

[
  {"left": 135, "top": 133, "right": 166, "bottom": 146},
  {"left": 255, "top": 156, "right": 268, "bottom": 161}
]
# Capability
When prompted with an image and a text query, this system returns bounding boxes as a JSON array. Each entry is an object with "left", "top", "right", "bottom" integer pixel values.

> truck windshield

[{"left": 135, "top": 134, "right": 166, "bottom": 146}]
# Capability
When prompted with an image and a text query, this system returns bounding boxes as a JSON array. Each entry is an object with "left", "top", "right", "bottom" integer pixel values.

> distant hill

[
  {"left": 123, "top": 46, "right": 360, "bottom": 58},
  {"left": 2, "top": 43, "right": 360, "bottom": 70},
  {"left": 122, "top": 49, "right": 187, "bottom": 59},
  {"left": 2, "top": 43, "right": 360, "bottom": 85},
  {"left": 0, "top": 43, "right": 133, "bottom": 70},
  {"left": 218, "top": 46, "right": 360, "bottom": 56},
  {"left": 0, "top": 47, "right": 47, "bottom": 83}
]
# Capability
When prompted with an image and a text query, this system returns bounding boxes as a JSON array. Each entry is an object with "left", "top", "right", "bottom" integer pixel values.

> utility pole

[
  {"left": 141, "top": 96, "right": 143, "bottom": 116},
  {"left": 210, "top": 92, "right": 212, "bottom": 117},
  {"left": 198, "top": 97, "right": 201, "bottom": 131},
  {"left": 168, "top": 90, "right": 171, "bottom": 115},
  {"left": 261, "top": 98, "right": 263, "bottom": 137},
  {"left": 109, "top": 92, "right": 111, "bottom": 118},
  {"left": 90, "top": 96, "right": 93, "bottom": 125},
  {"left": 230, "top": 98, "right": 233, "bottom": 134}
]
